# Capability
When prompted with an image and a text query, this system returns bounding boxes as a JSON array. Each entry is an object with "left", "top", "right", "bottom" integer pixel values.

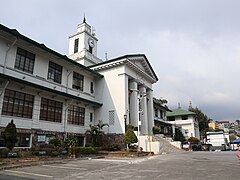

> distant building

[
  {"left": 166, "top": 107, "right": 200, "bottom": 139},
  {"left": 153, "top": 98, "right": 172, "bottom": 136},
  {"left": 216, "top": 121, "right": 230, "bottom": 132},
  {"left": 208, "top": 120, "right": 217, "bottom": 130}
]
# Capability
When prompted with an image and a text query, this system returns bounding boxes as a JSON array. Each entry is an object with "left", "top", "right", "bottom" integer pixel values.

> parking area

[{"left": 0, "top": 151, "right": 239, "bottom": 180}]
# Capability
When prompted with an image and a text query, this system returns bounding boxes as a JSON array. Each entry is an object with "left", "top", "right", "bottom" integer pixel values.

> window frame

[
  {"left": 72, "top": 72, "right": 84, "bottom": 91},
  {"left": 74, "top": 38, "right": 79, "bottom": 53},
  {"left": 2, "top": 89, "right": 34, "bottom": 119},
  {"left": 67, "top": 105, "right": 85, "bottom": 126},
  {"left": 40, "top": 98, "right": 63, "bottom": 123},
  {"left": 15, "top": 47, "right": 35, "bottom": 74},
  {"left": 47, "top": 61, "right": 62, "bottom": 84}
]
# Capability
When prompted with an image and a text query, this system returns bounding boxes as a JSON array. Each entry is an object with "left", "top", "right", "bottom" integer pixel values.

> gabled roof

[
  {"left": 89, "top": 54, "right": 158, "bottom": 82},
  {"left": 166, "top": 108, "right": 195, "bottom": 117},
  {"left": 0, "top": 24, "right": 103, "bottom": 78}
]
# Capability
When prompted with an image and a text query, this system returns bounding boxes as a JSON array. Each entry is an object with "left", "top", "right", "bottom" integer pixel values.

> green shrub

[
  {"left": 152, "top": 126, "right": 160, "bottom": 134},
  {"left": 75, "top": 147, "right": 98, "bottom": 155},
  {"left": 104, "top": 144, "right": 121, "bottom": 151},
  {"left": 51, "top": 150, "right": 60, "bottom": 157},
  {"left": 49, "top": 137, "right": 62, "bottom": 148},
  {"left": 124, "top": 124, "right": 138, "bottom": 146},
  {"left": 0, "top": 148, "right": 10, "bottom": 158},
  {"left": 2, "top": 120, "right": 17, "bottom": 151}
]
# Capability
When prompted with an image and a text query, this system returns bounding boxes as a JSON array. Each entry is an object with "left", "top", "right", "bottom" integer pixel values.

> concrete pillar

[
  {"left": 129, "top": 81, "right": 138, "bottom": 128},
  {"left": 139, "top": 86, "right": 148, "bottom": 134},
  {"left": 32, "top": 94, "right": 41, "bottom": 129},
  {"left": 147, "top": 89, "right": 154, "bottom": 135}
]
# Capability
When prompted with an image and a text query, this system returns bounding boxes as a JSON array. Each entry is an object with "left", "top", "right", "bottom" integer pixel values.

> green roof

[{"left": 166, "top": 108, "right": 195, "bottom": 117}]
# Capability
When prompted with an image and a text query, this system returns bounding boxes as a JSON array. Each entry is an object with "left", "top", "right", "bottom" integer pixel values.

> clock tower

[{"left": 68, "top": 17, "right": 102, "bottom": 66}]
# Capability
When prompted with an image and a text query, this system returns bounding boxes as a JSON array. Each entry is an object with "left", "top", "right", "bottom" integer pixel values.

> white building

[
  {"left": 0, "top": 18, "right": 158, "bottom": 148},
  {"left": 166, "top": 108, "right": 200, "bottom": 139}
]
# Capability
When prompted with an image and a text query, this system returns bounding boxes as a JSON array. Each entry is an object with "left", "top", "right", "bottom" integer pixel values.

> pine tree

[{"left": 2, "top": 120, "right": 17, "bottom": 151}]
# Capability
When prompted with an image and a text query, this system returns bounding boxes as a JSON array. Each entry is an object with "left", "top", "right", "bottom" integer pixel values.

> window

[
  {"left": 109, "top": 110, "right": 115, "bottom": 125},
  {"left": 182, "top": 115, "right": 188, "bottom": 120},
  {"left": 168, "top": 116, "right": 175, "bottom": 121},
  {"left": 154, "top": 108, "right": 158, "bottom": 117},
  {"left": 15, "top": 133, "right": 31, "bottom": 147},
  {"left": 89, "top": 46, "right": 93, "bottom": 54},
  {"left": 40, "top": 98, "right": 62, "bottom": 123},
  {"left": 15, "top": 47, "right": 35, "bottom": 74},
  {"left": 90, "top": 82, "right": 94, "bottom": 93},
  {"left": 72, "top": 72, "right": 84, "bottom": 91},
  {"left": 68, "top": 105, "right": 85, "bottom": 126},
  {"left": 47, "top": 61, "right": 62, "bottom": 84},
  {"left": 160, "top": 110, "right": 163, "bottom": 119},
  {"left": 90, "top": 112, "right": 93, "bottom": 123},
  {"left": 74, "top": 38, "right": 79, "bottom": 53},
  {"left": 2, "top": 89, "right": 34, "bottom": 118}
]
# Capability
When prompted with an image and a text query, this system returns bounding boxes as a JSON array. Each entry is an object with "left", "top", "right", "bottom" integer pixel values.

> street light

[{"left": 124, "top": 114, "right": 127, "bottom": 132}]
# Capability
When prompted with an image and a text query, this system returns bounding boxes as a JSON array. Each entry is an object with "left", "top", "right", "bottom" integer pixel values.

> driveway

[{"left": 0, "top": 151, "right": 239, "bottom": 180}]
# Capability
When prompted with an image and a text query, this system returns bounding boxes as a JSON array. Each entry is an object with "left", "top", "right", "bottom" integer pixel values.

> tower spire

[{"left": 83, "top": 13, "right": 86, "bottom": 23}]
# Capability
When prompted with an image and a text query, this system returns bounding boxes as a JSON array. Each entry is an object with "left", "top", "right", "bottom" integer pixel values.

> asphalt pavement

[{"left": 0, "top": 151, "right": 239, "bottom": 180}]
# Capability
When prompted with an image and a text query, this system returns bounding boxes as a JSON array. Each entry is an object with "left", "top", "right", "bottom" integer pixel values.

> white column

[
  {"left": 32, "top": 94, "right": 41, "bottom": 129},
  {"left": 147, "top": 89, "right": 154, "bottom": 135},
  {"left": 129, "top": 81, "right": 138, "bottom": 128},
  {"left": 139, "top": 86, "right": 148, "bottom": 134}
]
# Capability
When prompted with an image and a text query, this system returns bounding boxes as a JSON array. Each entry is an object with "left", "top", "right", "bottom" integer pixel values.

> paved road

[{"left": 0, "top": 151, "right": 239, "bottom": 180}]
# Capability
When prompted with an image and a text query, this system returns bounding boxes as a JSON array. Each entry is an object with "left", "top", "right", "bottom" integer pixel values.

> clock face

[{"left": 88, "top": 38, "right": 95, "bottom": 48}]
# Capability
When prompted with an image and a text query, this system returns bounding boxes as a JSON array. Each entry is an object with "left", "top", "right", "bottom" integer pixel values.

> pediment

[
  {"left": 89, "top": 54, "right": 158, "bottom": 82},
  {"left": 126, "top": 54, "right": 158, "bottom": 82}
]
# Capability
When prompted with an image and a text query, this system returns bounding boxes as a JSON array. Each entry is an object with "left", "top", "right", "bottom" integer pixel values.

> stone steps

[{"left": 153, "top": 134, "right": 183, "bottom": 154}]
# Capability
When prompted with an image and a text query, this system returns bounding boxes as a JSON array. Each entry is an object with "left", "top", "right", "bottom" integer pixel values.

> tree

[
  {"left": 188, "top": 106, "right": 210, "bottom": 139},
  {"left": 188, "top": 137, "right": 200, "bottom": 144},
  {"left": 85, "top": 120, "right": 109, "bottom": 147},
  {"left": 153, "top": 97, "right": 168, "bottom": 106},
  {"left": 2, "top": 120, "right": 18, "bottom": 151},
  {"left": 64, "top": 135, "right": 78, "bottom": 157},
  {"left": 173, "top": 128, "right": 186, "bottom": 142},
  {"left": 124, "top": 124, "right": 138, "bottom": 149}
]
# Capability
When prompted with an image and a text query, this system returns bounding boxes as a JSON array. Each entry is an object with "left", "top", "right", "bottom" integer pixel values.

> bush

[
  {"left": 49, "top": 137, "right": 62, "bottom": 148},
  {"left": 152, "top": 126, "right": 160, "bottom": 134},
  {"left": 75, "top": 147, "right": 98, "bottom": 155},
  {"left": 104, "top": 144, "right": 121, "bottom": 151},
  {"left": 2, "top": 120, "right": 17, "bottom": 151},
  {"left": 124, "top": 124, "right": 138, "bottom": 146},
  {"left": 0, "top": 148, "right": 10, "bottom": 158},
  {"left": 51, "top": 150, "right": 60, "bottom": 157}
]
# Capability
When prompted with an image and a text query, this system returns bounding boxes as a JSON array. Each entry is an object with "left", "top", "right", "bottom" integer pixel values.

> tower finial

[
  {"left": 189, "top": 101, "right": 192, "bottom": 109},
  {"left": 178, "top": 102, "right": 181, "bottom": 109},
  {"left": 83, "top": 13, "right": 86, "bottom": 23}
]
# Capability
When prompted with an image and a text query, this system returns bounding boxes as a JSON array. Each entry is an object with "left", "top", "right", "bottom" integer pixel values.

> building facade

[
  {"left": 166, "top": 108, "right": 200, "bottom": 139},
  {"left": 0, "top": 19, "right": 158, "bottom": 148}
]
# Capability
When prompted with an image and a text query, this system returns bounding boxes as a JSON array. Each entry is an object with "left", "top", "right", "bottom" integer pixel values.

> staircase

[{"left": 153, "top": 134, "right": 183, "bottom": 154}]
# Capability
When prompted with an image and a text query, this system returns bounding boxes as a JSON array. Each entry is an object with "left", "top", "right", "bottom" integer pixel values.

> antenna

[
  {"left": 105, "top": 52, "right": 108, "bottom": 60},
  {"left": 178, "top": 102, "right": 181, "bottom": 109}
]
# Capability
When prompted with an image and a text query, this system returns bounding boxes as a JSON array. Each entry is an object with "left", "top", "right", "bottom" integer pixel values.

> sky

[{"left": 0, "top": 0, "right": 240, "bottom": 121}]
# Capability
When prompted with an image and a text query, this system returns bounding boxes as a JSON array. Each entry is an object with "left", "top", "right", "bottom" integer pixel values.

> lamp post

[{"left": 124, "top": 114, "right": 127, "bottom": 132}]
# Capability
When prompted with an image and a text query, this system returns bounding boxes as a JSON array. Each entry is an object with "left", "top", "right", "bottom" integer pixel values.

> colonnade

[{"left": 129, "top": 81, "right": 153, "bottom": 135}]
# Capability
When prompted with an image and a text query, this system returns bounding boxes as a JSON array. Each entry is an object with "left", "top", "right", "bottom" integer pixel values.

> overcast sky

[{"left": 1, "top": 0, "right": 240, "bottom": 121}]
